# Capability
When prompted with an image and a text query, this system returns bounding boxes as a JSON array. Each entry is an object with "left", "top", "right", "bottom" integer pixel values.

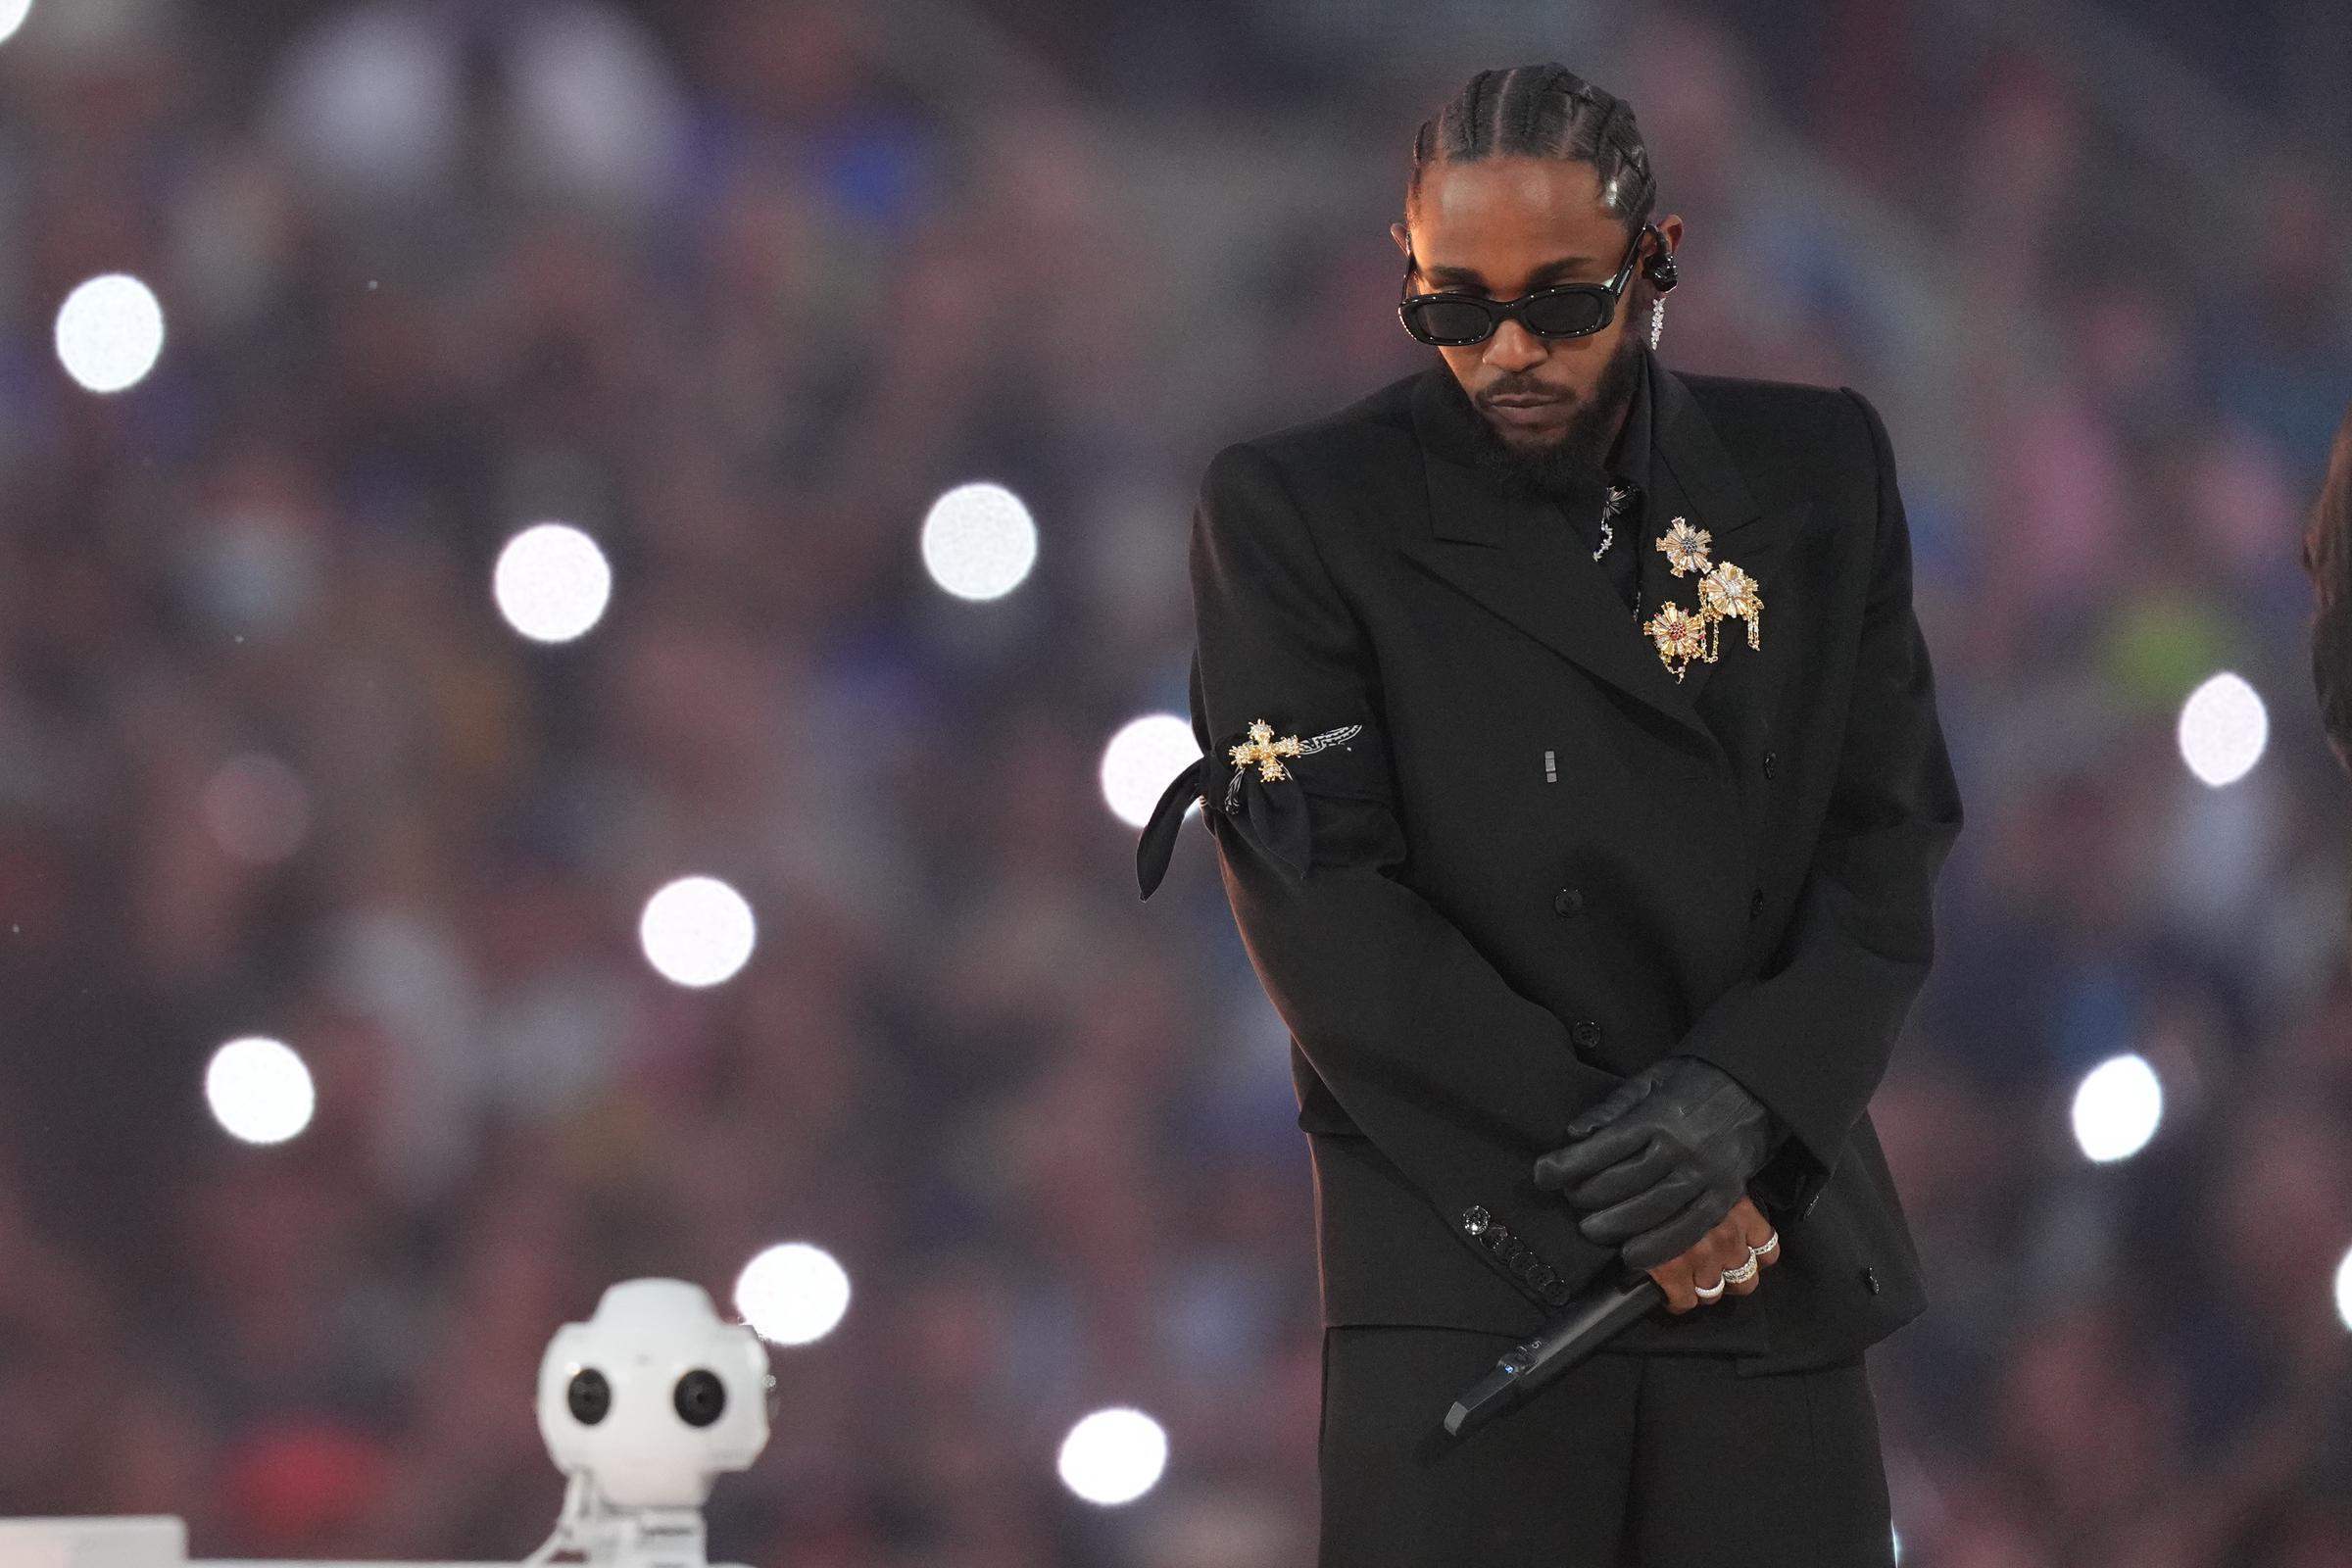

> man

[
  {"left": 1136, "top": 63, "right": 1961, "bottom": 1565},
  {"left": 2303, "top": 401, "right": 2352, "bottom": 775}
]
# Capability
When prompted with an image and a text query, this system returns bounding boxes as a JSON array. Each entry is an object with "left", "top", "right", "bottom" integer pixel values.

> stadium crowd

[{"left": 0, "top": 2, "right": 2348, "bottom": 1563}]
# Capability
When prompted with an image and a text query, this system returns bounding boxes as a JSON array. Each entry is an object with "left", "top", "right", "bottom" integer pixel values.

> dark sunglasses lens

[
  {"left": 1406, "top": 298, "right": 1496, "bottom": 343},
  {"left": 1522, "top": 291, "right": 1608, "bottom": 337}
]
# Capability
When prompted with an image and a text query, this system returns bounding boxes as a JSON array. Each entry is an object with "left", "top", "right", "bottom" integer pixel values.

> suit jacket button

[
  {"left": 1861, "top": 1266, "right": 1880, "bottom": 1295},
  {"left": 1763, "top": 750, "right": 1777, "bottom": 778},
  {"left": 1461, "top": 1205, "right": 1492, "bottom": 1237},
  {"left": 1748, "top": 888, "right": 1765, "bottom": 920},
  {"left": 1552, "top": 887, "right": 1585, "bottom": 917},
  {"left": 1571, "top": 1019, "right": 1603, "bottom": 1051},
  {"left": 1542, "top": 1280, "right": 1573, "bottom": 1306}
]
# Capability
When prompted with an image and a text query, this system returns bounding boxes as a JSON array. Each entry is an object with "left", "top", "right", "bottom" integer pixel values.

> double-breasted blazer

[{"left": 1137, "top": 349, "right": 1964, "bottom": 1376}]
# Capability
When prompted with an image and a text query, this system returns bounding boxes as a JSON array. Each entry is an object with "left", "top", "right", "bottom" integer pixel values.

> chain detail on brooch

[
  {"left": 1593, "top": 483, "right": 1634, "bottom": 562},
  {"left": 1639, "top": 516, "right": 1764, "bottom": 683}
]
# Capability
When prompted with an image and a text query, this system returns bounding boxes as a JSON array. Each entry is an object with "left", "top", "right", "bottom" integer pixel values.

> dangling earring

[{"left": 1649, "top": 295, "right": 1665, "bottom": 351}]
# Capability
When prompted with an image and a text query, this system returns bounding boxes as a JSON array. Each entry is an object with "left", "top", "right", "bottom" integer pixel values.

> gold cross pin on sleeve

[{"left": 1230, "top": 719, "right": 1304, "bottom": 781}]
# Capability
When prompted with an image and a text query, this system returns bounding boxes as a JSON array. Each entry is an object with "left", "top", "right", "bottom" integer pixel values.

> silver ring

[
  {"left": 1722, "top": 1255, "right": 1759, "bottom": 1285},
  {"left": 1753, "top": 1231, "right": 1781, "bottom": 1256},
  {"left": 1692, "top": 1276, "right": 1726, "bottom": 1301}
]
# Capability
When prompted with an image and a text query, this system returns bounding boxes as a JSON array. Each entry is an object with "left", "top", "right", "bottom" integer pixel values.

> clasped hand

[{"left": 1531, "top": 1054, "right": 1775, "bottom": 1275}]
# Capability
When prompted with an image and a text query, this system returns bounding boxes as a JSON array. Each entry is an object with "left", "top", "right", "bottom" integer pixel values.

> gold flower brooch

[{"left": 1640, "top": 517, "right": 1764, "bottom": 682}]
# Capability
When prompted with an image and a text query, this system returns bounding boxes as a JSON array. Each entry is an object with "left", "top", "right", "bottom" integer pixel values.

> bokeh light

[
  {"left": 638, "top": 874, "right": 757, "bottom": 988},
  {"left": 1100, "top": 713, "right": 1200, "bottom": 828},
  {"left": 1055, "top": 1407, "right": 1169, "bottom": 1506},
  {"left": 2334, "top": 1247, "right": 2352, "bottom": 1335},
  {"left": 2177, "top": 670, "right": 2267, "bottom": 788},
  {"left": 920, "top": 481, "right": 1039, "bottom": 602},
  {"left": 202, "top": 754, "right": 314, "bottom": 864},
  {"left": 493, "top": 521, "right": 613, "bottom": 644},
  {"left": 0, "top": 1, "right": 34, "bottom": 47},
  {"left": 204, "top": 1036, "right": 317, "bottom": 1146},
  {"left": 2070, "top": 1053, "right": 2164, "bottom": 1164},
  {"left": 734, "top": 1243, "right": 853, "bottom": 1347},
  {"left": 54, "top": 272, "right": 166, "bottom": 394}
]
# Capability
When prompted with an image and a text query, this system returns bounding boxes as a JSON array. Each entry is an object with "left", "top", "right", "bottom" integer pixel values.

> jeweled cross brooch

[{"left": 1230, "top": 719, "right": 1304, "bottom": 782}]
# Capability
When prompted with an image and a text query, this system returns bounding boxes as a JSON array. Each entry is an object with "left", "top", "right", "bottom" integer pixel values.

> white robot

[
  {"left": 1, "top": 1278, "right": 774, "bottom": 1568},
  {"left": 528, "top": 1277, "right": 775, "bottom": 1568}
]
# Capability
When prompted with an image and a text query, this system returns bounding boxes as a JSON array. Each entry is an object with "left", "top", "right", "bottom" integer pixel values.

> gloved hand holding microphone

[{"left": 1532, "top": 1054, "right": 1788, "bottom": 1312}]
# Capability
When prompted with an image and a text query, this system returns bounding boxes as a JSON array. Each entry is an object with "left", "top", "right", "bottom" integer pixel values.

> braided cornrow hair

[{"left": 1406, "top": 63, "right": 1659, "bottom": 237}]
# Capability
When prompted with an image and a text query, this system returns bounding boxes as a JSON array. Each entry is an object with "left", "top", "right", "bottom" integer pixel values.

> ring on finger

[
  {"left": 1752, "top": 1231, "right": 1780, "bottom": 1257},
  {"left": 1722, "top": 1255, "right": 1759, "bottom": 1286},
  {"left": 1692, "top": 1276, "right": 1726, "bottom": 1301}
]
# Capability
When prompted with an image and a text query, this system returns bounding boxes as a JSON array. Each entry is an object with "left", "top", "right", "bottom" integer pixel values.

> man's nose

[{"left": 1482, "top": 317, "right": 1546, "bottom": 370}]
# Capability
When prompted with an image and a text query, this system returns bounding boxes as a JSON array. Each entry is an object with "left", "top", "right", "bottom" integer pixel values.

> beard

[{"left": 1439, "top": 321, "right": 1644, "bottom": 501}]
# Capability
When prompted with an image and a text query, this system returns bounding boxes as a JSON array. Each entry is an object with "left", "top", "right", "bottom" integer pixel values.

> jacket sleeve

[
  {"left": 2313, "top": 596, "right": 2352, "bottom": 779},
  {"left": 1672, "top": 387, "right": 1964, "bottom": 1225},
  {"left": 1164, "top": 438, "right": 1632, "bottom": 1312}
]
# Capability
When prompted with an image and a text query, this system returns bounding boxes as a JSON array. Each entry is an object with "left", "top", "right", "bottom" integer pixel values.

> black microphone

[{"left": 1444, "top": 1268, "right": 1664, "bottom": 1437}]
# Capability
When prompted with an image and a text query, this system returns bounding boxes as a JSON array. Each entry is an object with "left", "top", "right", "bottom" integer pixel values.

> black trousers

[{"left": 1317, "top": 1325, "right": 1895, "bottom": 1567}]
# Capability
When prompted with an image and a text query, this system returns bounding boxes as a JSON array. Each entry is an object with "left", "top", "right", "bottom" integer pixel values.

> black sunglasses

[{"left": 1397, "top": 223, "right": 1654, "bottom": 347}]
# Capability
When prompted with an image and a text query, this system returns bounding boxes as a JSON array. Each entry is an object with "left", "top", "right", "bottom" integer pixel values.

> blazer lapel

[
  {"left": 1640, "top": 366, "right": 1811, "bottom": 712},
  {"left": 1401, "top": 366, "right": 1717, "bottom": 753},
  {"left": 1398, "top": 361, "right": 1817, "bottom": 754}
]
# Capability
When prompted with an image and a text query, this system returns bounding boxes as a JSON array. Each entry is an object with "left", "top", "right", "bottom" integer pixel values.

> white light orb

[
  {"left": 2070, "top": 1053, "right": 2164, "bottom": 1164},
  {"left": 920, "top": 481, "right": 1038, "bottom": 602},
  {"left": 204, "top": 1036, "right": 317, "bottom": 1146},
  {"left": 2333, "top": 1246, "right": 2352, "bottom": 1335},
  {"left": 493, "top": 521, "right": 612, "bottom": 644},
  {"left": 734, "top": 1243, "right": 852, "bottom": 1347},
  {"left": 55, "top": 272, "right": 166, "bottom": 394},
  {"left": 1100, "top": 713, "right": 1201, "bottom": 829},
  {"left": 1056, "top": 1406, "right": 1169, "bottom": 1506},
  {"left": 2177, "top": 671, "right": 2267, "bottom": 788},
  {"left": 0, "top": 1, "right": 33, "bottom": 47},
  {"left": 638, "top": 875, "right": 757, "bottom": 988}
]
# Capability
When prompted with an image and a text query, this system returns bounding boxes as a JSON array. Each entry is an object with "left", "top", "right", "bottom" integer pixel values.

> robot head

[{"left": 536, "top": 1278, "right": 773, "bottom": 1509}]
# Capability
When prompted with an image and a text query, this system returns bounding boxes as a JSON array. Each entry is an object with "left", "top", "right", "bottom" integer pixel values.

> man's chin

[
  {"left": 1449, "top": 342, "right": 1641, "bottom": 497},
  {"left": 1470, "top": 406, "right": 1606, "bottom": 495},
  {"left": 1484, "top": 412, "right": 1572, "bottom": 453}
]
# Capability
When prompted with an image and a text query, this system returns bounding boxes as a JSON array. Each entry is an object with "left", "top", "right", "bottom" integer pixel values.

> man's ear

[{"left": 1390, "top": 220, "right": 1411, "bottom": 258}]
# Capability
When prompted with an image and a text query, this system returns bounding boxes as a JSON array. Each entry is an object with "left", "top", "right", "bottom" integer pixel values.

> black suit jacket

[{"left": 1140, "top": 351, "right": 1964, "bottom": 1376}]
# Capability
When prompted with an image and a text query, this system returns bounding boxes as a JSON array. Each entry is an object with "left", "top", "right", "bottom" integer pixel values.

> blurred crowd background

[{"left": 1, "top": 1, "right": 2350, "bottom": 1564}]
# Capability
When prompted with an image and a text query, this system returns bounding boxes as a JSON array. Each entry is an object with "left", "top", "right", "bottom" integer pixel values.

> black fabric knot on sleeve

[{"left": 1135, "top": 717, "right": 1382, "bottom": 898}]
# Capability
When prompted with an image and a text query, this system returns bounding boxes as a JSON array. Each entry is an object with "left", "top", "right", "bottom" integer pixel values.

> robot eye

[
  {"left": 673, "top": 1369, "right": 727, "bottom": 1428},
  {"left": 567, "top": 1368, "right": 612, "bottom": 1426}
]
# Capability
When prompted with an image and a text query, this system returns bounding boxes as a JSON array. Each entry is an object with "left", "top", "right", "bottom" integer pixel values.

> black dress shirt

[{"left": 1559, "top": 342, "right": 1657, "bottom": 615}]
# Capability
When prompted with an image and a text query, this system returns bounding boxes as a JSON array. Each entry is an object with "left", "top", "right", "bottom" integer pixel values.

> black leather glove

[{"left": 1531, "top": 1054, "right": 1775, "bottom": 1272}]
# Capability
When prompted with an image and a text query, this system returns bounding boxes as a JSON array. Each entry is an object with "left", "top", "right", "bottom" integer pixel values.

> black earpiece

[{"left": 1641, "top": 226, "right": 1679, "bottom": 294}]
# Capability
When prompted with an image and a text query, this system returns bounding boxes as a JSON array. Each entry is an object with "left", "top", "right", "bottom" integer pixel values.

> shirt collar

[{"left": 1603, "top": 342, "right": 1656, "bottom": 496}]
